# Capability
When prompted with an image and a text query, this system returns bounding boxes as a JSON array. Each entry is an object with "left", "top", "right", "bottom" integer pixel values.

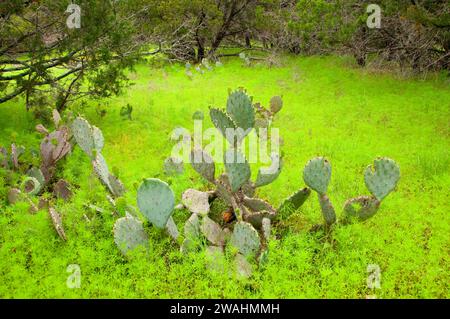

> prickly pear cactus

[
  {"left": 113, "top": 215, "right": 148, "bottom": 255},
  {"left": 224, "top": 149, "right": 251, "bottom": 192},
  {"left": 209, "top": 108, "right": 237, "bottom": 145},
  {"left": 278, "top": 187, "right": 311, "bottom": 214},
  {"left": 269, "top": 96, "right": 283, "bottom": 114},
  {"left": 230, "top": 221, "right": 261, "bottom": 257},
  {"left": 254, "top": 154, "right": 282, "bottom": 187},
  {"left": 303, "top": 157, "right": 336, "bottom": 228},
  {"left": 190, "top": 149, "right": 215, "bottom": 183},
  {"left": 137, "top": 178, "right": 175, "bottom": 229},
  {"left": 318, "top": 194, "right": 336, "bottom": 226},
  {"left": 343, "top": 196, "right": 381, "bottom": 221},
  {"left": 303, "top": 157, "right": 331, "bottom": 195},
  {"left": 364, "top": 158, "right": 400, "bottom": 201},
  {"left": 201, "top": 216, "right": 226, "bottom": 246},
  {"left": 72, "top": 117, "right": 104, "bottom": 158},
  {"left": 226, "top": 90, "right": 255, "bottom": 131}
]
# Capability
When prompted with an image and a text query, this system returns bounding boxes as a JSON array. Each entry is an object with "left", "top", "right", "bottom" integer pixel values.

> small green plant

[{"left": 120, "top": 104, "right": 133, "bottom": 120}]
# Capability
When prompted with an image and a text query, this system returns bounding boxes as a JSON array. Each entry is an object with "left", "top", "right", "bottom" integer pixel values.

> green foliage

[{"left": 0, "top": 56, "right": 448, "bottom": 298}]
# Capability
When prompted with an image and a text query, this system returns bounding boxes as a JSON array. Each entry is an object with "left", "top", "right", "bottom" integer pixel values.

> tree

[{"left": 0, "top": 0, "right": 148, "bottom": 113}]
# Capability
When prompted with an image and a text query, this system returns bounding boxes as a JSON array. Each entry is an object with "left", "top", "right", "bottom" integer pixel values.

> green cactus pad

[
  {"left": 72, "top": 117, "right": 95, "bottom": 157},
  {"left": 184, "top": 213, "right": 200, "bottom": 239},
  {"left": 72, "top": 117, "right": 104, "bottom": 157},
  {"left": 343, "top": 196, "right": 381, "bottom": 221},
  {"left": 165, "top": 216, "right": 179, "bottom": 240},
  {"left": 224, "top": 149, "right": 251, "bottom": 192},
  {"left": 190, "top": 149, "right": 215, "bottom": 182},
  {"left": 262, "top": 217, "right": 271, "bottom": 240},
  {"left": 92, "top": 153, "right": 112, "bottom": 190},
  {"left": 269, "top": 96, "right": 283, "bottom": 114},
  {"left": 226, "top": 90, "right": 255, "bottom": 131},
  {"left": 235, "top": 253, "right": 253, "bottom": 279},
  {"left": 113, "top": 216, "right": 148, "bottom": 255},
  {"left": 182, "top": 188, "right": 210, "bottom": 216},
  {"left": 108, "top": 174, "right": 125, "bottom": 197},
  {"left": 27, "top": 167, "right": 45, "bottom": 187},
  {"left": 243, "top": 197, "right": 275, "bottom": 213},
  {"left": 53, "top": 179, "right": 72, "bottom": 201},
  {"left": 230, "top": 221, "right": 260, "bottom": 257},
  {"left": 241, "top": 180, "right": 256, "bottom": 197},
  {"left": 318, "top": 194, "right": 336, "bottom": 226},
  {"left": 216, "top": 174, "right": 234, "bottom": 204},
  {"left": 303, "top": 157, "right": 331, "bottom": 195},
  {"left": 23, "top": 177, "right": 41, "bottom": 196},
  {"left": 254, "top": 154, "right": 282, "bottom": 187},
  {"left": 364, "top": 158, "right": 400, "bottom": 201},
  {"left": 201, "top": 216, "right": 226, "bottom": 246},
  {"left": 209, "top": 108, "right": 237, "bottom": 145},
  {"left": 278, "top": 187, "right": 311, "bottom": 213},
  {"left": 137, "top": 178, "right": 175, "bottom": 229},
  {"left": 245, "top": 211, "right": 276, "bottom": 229}
]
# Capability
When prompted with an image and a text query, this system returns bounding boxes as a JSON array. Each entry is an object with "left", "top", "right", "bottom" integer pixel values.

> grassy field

[{"left": 0, "top": 55, "right": 449, "bottom": 298}]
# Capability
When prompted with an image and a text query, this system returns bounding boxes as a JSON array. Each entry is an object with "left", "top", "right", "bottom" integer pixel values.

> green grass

[{"left": 0, "top": 55, "right": 449, "bottom": 298}]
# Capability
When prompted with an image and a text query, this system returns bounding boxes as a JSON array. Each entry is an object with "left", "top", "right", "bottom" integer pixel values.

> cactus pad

[
  {"left": 201, "top": 216, "right": 226, "bottom": 246},
  {"left": 303, "top": 157, "right": 331, "bottom": 195},
  {"left": 23, "top": 177, "right": 41, "bottom": 196},
  {"left": 235, "top": 253, "right": 253, "bottom": 279},
  {"left": 364, "top": 158, "right": 400, "bottom": 201},
  {"left": 269, "top": 96, "right": 283, "bottom": 114},
  {"left": 137, "top": 178, "right": 175, "bottom": 228},
  {"left": 224, "top": 149, "right": 251, "bottom": 192},
  {"left": 226, "top": 90, "right": 255, "bottom": 131},
  {"left": 262, "top": 217, "right": 271, "bottom": 240},
  {"left": 209, "top": 108, "right": 237, "bottom": 145},
  {"left": 190, "top": 149, "right": 215, "bottom": 182},
  {"left": 343, "top": 196, "right": 381, "bottom": 221},
  {"left": 113, "top": 216, "right": 148, "bottom": 255},
  {"left": 318, "top": 194, "right": 336, "bottom": 226},
  {"left": 165, "top": 216, "right": 179, "bottom": 240},
  {"left": 243, "top": 197, "right": 275, "bottom": 213},
  {"left": 184, "top": 213, "right": 200, "bottom": 240},
  {"left": 72, "top": 117, "right": 104, "bottom": 157},
  {"left": 254, "top": 154, "right": 282, "bottom": 187},
  {"left": 278, "top": 187, "right": 311, "bottom": 213},
  {"left": 230, "top": 221, "right": 260, "bottom": 257}
]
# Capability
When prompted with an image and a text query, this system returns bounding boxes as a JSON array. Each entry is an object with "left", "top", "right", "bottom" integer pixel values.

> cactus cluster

[
  {"left": 72, "top": 117, "right": 125, "bottom": 198},
  {"left": 300, "top": 156, "right": 400, "bottom": 229},
  {"left": 2, "top": 109, "right": 73, "bottom": 240},
  {"left": 174, "top": 89, "right": 304, "bottom": 277}
]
